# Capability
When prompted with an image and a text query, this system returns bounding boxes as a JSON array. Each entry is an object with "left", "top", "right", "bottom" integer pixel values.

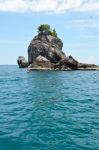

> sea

[{"left": 0, "top": 65, "right": 99, "bottom": 150}]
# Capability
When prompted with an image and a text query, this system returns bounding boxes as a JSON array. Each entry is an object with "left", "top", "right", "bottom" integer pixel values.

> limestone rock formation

[{"left": 17, "top": 24, "right": 98, "bottom": 70}]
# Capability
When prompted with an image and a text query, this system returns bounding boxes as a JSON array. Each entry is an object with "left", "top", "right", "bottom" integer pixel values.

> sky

[{"left": 0, "top": 0, "right": 99, "bottom": 65}]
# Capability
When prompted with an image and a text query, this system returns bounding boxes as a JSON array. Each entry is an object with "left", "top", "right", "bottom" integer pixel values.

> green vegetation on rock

[
  {"left": 51, "top": 29, "right": 57, "bottom": 37},
  {"left": 38, "top": 24, "right": 58, "bottom": 38},
  {"left": 38, "top": 24, "right": 51, "bottom": 34}
]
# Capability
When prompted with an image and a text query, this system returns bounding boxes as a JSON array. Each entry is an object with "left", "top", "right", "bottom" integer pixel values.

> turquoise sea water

[{"left": 0, "top": 65, "right": 99, "bottom": 150}]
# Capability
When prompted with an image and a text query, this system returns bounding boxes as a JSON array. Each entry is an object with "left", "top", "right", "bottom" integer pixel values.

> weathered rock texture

[
  {"left": 27, "top": 33, "right": 80, "bottom": 70},
  {"left": 32, "top": 55, "right": 52, "bottom": 69},
  {"left": 17, "top": 32, "right": 98, "bottom": 70},
  {"left": 54, "top": 56, "right": 78, "bottom": 70},
  {"left": 28, "top": 34, "right": 65, "bottom": 65},
  {"left": 17, "top": 56, "right": 28, "bottom": 68}
]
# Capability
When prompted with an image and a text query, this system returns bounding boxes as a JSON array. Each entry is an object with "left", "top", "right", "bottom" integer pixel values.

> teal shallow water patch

[{"left": 0, "top": 66, "right": 99, "bottom": 150}]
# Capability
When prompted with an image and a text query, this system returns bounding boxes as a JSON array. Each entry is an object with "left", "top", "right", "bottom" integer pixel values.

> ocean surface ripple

[{"left": 0, "top": 66, "right": 99, "bottom": 150}]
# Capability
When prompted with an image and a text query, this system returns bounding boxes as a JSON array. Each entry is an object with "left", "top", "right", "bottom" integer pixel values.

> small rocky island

[{"left": 17, "top": 24, "right": 98, "bottom": 71}]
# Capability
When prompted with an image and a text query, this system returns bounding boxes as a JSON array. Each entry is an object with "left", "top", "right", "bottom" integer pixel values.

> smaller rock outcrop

[
  {"left": 17, "top": 56, "right": 28, "bottom": 68},
  {"left": 54, "top": 56, "right": 78, "bottom": 70},
  {"left": 77, "top": 62, "right": 97, "bottom": 69}
]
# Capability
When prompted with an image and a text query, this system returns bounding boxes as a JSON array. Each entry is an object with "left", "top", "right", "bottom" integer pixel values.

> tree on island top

[
  {"left": 38, "top": 24, "right": 58, "bottom": 38},
  {"left": 51, "top": 29, "right": 57, "bottom": 37}
]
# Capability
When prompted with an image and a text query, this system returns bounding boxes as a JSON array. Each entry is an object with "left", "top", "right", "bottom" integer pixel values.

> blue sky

[{"left": 0, "top": 0, "right": 99, "bottom": 65}]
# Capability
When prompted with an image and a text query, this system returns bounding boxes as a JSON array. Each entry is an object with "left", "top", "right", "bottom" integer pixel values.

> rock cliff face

[
  {"left": 28, "top": 33, "right": 65, "bottom": 65},
  {"left": 17, "top": 29, "right": 98, "bottom": 70}
]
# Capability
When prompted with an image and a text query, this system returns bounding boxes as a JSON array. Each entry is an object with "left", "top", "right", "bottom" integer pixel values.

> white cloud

[
  {"left": 0, "top": 0, "right": 99, "bottom": 14},
  {"left": 0, "top": 0, "right": 83, "bottom": 13},
  {"left": 0, "top": 0, "right": 28, "bottom": 12},
  {"left": 0, "top": 0, "right": 56, "bottom": 12},
  {"left": 0, "top": 0, "right": 85, "bottom": 13},
  {"left": 53, "top": 0, "right": 82, "bottom": 13},
  {"left": 77, "top": 1, "right": 99, "bottom": 12},
  {"left": 72, "top": 19, "right": 99, "bottom": 28},
  {"left": 30, "top": 0, "right": 58, "bottom": 12}
]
